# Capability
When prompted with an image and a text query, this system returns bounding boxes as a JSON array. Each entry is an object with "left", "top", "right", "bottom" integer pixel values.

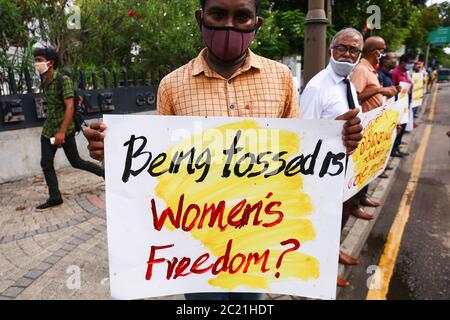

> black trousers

[{"left": 40, "top": 133, "right": 104, "bottom": 200}]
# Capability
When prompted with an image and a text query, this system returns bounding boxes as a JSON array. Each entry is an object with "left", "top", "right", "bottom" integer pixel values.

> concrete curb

[{"left": 336, "top": 92, "right": 432, "bottom": 298}]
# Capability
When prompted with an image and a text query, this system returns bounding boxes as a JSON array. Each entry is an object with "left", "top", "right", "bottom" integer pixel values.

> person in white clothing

[
  {"left": 300, "top": 27, "right": 364, "bottom": 288},
  {"left": 301, "top": 28, "right": 361, "bottom": 120}
]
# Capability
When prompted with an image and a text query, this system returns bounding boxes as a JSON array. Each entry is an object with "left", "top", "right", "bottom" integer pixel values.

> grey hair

[{"left": 330, "top": 28, "right": 364, "bottom": 50}]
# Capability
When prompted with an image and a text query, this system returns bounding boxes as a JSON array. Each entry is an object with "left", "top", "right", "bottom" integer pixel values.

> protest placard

[
  {"left": 104, "top": 115, "right": 347, "bottom": 300},
  {"left": 343, "top": 102, "right": 403, "bottom": 201},
  {"left": 399, "top": 81, "right": 412, "bottom": 124},
  {"left": 412, "top": 72, "right": 424, "bottom": 108}
]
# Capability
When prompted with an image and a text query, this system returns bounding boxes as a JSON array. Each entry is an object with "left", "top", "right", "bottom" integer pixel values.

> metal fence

[{"left": 0, "top": 65, "right": 164, "bottom": 132}]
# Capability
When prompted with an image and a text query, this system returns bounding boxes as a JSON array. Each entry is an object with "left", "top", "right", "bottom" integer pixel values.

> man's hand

[
  {"left": 336, "top": 108, "right": 363, "bottom": 155},
  {"left": 83, "top": 122, "right": 107, "bottom": 161},
  {"left": 54, "top": 131, "right": 65, "bottom": 146},
  {"left": 379, "top": 86, "right": 399, "bottom": 98}
]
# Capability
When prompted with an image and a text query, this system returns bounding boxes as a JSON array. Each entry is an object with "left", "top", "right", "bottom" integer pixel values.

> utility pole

[
  {"left": 303, "top": 0, "right": 329, "bottom": 88},
  {"left": 325, "top": 0, "right": 333, "bottom": 65},
  {"left": 327, "top": 0, "right": 333, "bottom": 26}
]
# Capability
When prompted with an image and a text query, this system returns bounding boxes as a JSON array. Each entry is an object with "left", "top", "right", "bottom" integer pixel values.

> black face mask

[{"left": 388, "top": 62, "right": 396, "bottom": 70}]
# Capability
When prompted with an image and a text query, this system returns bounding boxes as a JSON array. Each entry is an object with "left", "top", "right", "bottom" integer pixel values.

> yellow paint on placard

[
  {"left": 352, "top": 109, "right": 399, "bottom": 188},
  {"left": 412, "top": 73, "right": 424, "bottom": 106},
  {"left": 154, "top": 120, "right": 319, "bottom": 290},
  {"left": 399, "top": 88, "right": 408, "bottom": 101}
]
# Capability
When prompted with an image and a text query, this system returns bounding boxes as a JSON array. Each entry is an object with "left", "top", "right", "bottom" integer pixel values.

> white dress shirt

[{"left": 300, "top": 64, "right": 360, "bottom": 120}]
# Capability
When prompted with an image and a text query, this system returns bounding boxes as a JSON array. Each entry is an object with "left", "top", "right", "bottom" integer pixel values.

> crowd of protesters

[{"left": 301, "top": 29, "right": 431, "bottom": 286}]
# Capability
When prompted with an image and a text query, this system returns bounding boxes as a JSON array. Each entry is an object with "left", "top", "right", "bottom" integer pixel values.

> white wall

[
  {"left": 0, "top": 120, "right": 97, "bottom": 183},
  {"left": 0, "top": 112, "right": 158, "bottom": 183}
]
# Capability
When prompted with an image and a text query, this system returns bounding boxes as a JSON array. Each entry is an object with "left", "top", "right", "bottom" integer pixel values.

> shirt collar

[
  {"left": 326, "top": 63, "right": 347, "bottom": 84},
  {"left": 192, "top": 48, "right": 263, "bottom": 78},
  {"left": 360, "top": 58, "right": 377, "bottom": 73}
]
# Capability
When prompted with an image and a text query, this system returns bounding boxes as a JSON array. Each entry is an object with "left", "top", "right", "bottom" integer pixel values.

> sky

[{"left": 426, "top": 0, "right": 448, "bottom": 5}]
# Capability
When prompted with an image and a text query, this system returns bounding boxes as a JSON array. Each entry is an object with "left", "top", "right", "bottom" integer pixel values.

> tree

[
  {"left": 2, "top": 0, "right": 448, "bottom": 73},
  {"left": 251, "top": 0, "right": 305, "bottom": 58},
  {"left": 439, "top": 2, "right": 450, "bottom": 27},
  {"left": 405, "top": 5, "right": 442, "bottom": 53}
]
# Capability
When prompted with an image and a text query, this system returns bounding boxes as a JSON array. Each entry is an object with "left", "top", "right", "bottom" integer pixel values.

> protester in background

[
  {"left": 33, "top": 48, "right": 104, "bottom": 210},
  {"left": 84, "top": 0, "right": 365, "bottom": 299},
  {"left": 301, "top": 27, "right": 365, "bottom": 287},
  {"left": 351, "top": 36, "right": 399, "bottom": 112},
  {"left": 391, "top": 53, "right": 414, "bottom": 158},
  {"left": 428, "top": 66, "right": 438, "bottom": 93},
  {"left": 349, "top": 37, "right": 400, "bottom": 222},
  {"left": 377, "top": 52, "right": 400, "bottom": 178},
  {"left": 378, "top": 52, "right": 397, "bottom": 88},
  {"left": 411, "top": 63, "right": 423, "bottom": 119}
]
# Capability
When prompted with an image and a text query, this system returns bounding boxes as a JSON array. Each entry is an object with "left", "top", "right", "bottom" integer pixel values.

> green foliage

[
  {"left": 1, "top": 0, "right": 448, "bottom": 71},
  {"left": 75, "top": 0, "right": 203, "bottom": 69},
  {"left": 252, "top": 3, "right": 305, "bottom": 58},
  {"left": 251, "top": 10, "right": 289, "bottom": 58}
]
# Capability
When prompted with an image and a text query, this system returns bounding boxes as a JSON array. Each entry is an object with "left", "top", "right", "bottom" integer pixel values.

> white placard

[{"left": 104, "top": 115, "right": 347, "bottom": 300}]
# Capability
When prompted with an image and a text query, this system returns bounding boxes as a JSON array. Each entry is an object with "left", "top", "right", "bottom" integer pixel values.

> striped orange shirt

[{"left": 157, "top": 48, "right": 299, "bottom": 118}]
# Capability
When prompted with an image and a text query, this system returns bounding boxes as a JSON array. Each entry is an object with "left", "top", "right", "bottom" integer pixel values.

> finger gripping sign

[{"left": 104, "top": 115, "right": 346, "bottom": 300}]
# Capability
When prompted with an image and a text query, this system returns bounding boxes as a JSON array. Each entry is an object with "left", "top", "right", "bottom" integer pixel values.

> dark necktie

[{"left": 343, "top": 78, "right": 356, "bottom": 110}]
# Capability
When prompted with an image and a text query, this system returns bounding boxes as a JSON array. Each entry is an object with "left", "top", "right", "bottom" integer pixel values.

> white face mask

[
  {"left": 405, "top": 63, "right": 414, "bottom": 71},
  {"left": 330, "top": 50, "right": 361, "bottom": 77},
  {"left": 34, "top": 61, "right": 49, "bottom": 75}
]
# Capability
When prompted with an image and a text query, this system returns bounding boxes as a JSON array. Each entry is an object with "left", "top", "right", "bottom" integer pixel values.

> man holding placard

[
  {"left": 84, "top": 0, "right": 363, "bottom": 300},
  {"left": 391, "top": 53, "right": 414, "bottom": 158},
  {"left": 351, "top": 37, "right": 399, "bottom": 113},
  {"left": 300, "top": 27, "right": 365, "bottom": 287}
]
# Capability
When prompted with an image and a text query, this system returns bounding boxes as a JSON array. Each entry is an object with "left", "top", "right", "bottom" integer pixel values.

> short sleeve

[
  {"left": 62, "top": 76, "right": 74, "bottom": 99},
  {"left": 282, "top": 71, "right": 299, "bottom": 118},
  {"left": 157, "top": 77, "right": 175, "bottom": 116}
]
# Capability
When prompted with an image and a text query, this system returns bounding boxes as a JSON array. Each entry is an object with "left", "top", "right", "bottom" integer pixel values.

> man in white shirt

[
  {"left": 301, "top": 29, "right": 361, "bottom": 120},
  {"left": 300, "top": 27, "right": 364, "bottom": 287}
]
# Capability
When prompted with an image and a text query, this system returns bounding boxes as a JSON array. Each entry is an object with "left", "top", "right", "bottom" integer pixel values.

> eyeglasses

[
  {"left": 333, "top": 45, "right": 362, "bottom": 56},
  {"left": 374, "top": 48, "right": 387, "bottom": 54}
]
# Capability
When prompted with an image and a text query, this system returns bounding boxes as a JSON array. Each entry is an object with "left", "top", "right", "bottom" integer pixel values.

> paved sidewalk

[
  {"left": 0, "top": 167, "right": 306, "bottom": 300},
  {"left": 0, "top": 169, "right": 109, "bottom": 299}
]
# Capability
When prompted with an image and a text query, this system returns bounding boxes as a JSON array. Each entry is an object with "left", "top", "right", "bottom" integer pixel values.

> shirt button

[{"left": 229, "top": 104, "right": 236, "bottom": 109}]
